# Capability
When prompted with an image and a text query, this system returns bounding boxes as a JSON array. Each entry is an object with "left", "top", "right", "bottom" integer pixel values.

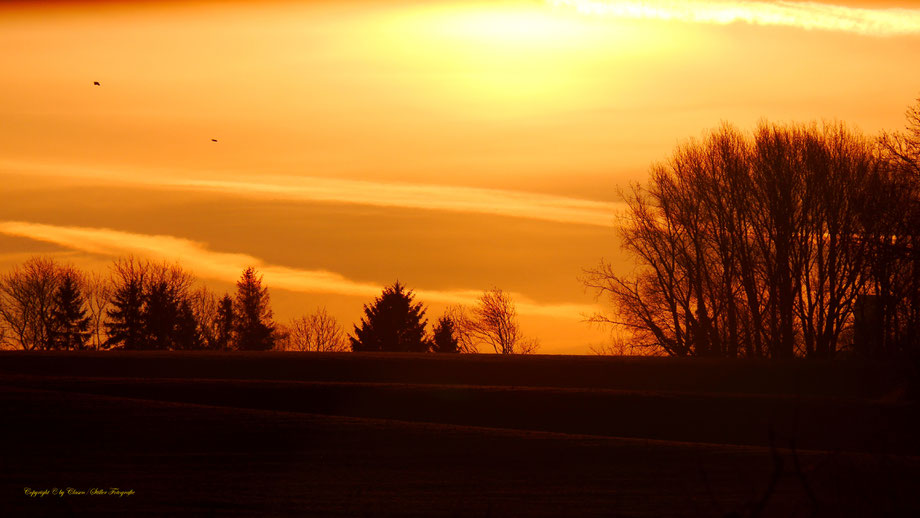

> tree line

[
  {"left": 585, "top": 98, "right": 920, "bottom": 359},
  {"left": 0, "top": 257, "right": 538, "bottom": 354},
  {"left": 0, "top": 257, "right": 277, "bottom": 352}
]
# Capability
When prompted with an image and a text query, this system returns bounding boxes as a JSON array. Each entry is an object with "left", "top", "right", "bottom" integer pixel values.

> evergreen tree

[
  {"left": 103, "top": 258, "right": 203, "bottom": 351},
  {"left": 174, "top": 298, "right": 202, "bottom": 350},
  {"left": 350, "top": 281, "right": 429, "bottom": 352},
  {"left": 105, "top": 275, "right": 146, "bottom": 350},
  {"left": 143, "top": 280, "right": 178, "bottom": 350},
  {"left": 49, "top": 272, "right": 91, "bottom": 350},
  {"left": 214, "top": 294, "right": 235, "bottom": 350},
  {"left": 233, "top": 267, "right": 275, "bottom": 351},
  {"left": 431, "top": 316, "right": 459, "bottom": 354},
  {"left": 139, "top": 280, "right": 201, "bottom": 350}
]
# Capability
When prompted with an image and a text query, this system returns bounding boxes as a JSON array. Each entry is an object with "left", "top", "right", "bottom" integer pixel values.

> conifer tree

[
  {"left": 174, "top": 298, "right": 202, "bottom": 350},
  {"left": 138, "top": 280, "right": 201, "bottom": 350},
  {"left": 350, "top": 281, "right": 429, "bottom": 352},
  {"left": 105, "top": 274, "right": 146, "bottom": 350},
  {"left": 143, "top": 280, "right": 178, "bottom": 350},
  {"left": 214, "top": 294, "right": 235, "bottom": 350},
  {"left": 233, "top": 267, "right": 275, "bottom": 351},
  {"left": 431, "top": 316, "right": 460, "bottom": 354},
  {"left": 49, "top": 271, "right": 91, "bottom": 350}
]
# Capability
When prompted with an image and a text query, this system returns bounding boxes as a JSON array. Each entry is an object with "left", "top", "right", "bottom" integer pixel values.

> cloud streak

[
  {"left": 549, "top": 0, "right": 920, "bottom": 36},
  {"left": 167, "top": 176, "right": 621, "bottom": 228},
  {"left": 0, "top": 160, "right": 621, "bottom": 228},
  {"left": 0, "top": 221, "right": 596, "bottom": 319}
]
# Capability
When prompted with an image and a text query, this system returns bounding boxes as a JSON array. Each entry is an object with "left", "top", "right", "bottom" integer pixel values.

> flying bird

[
  {"left": 93, "top": 81, "right": 100, "bottom": 86},
  {"left": 211, "top": 139, "right": 218, "bottom": 143}
]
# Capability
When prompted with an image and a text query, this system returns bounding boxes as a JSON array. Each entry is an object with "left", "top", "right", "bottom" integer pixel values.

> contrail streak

[{"left": 548, "top": 0, "right": 920, "bottom": 36}]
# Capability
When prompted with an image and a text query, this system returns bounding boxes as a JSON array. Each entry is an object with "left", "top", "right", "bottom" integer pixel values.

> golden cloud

[
  {"left": 549, "top": 0, "right": 920, "bottom": 36},
  {"left": 1, "top": 160, "right": 622, "bottom": 228},
  {"left": 0, "top": 221, "right": 598, "bottom": 320}
]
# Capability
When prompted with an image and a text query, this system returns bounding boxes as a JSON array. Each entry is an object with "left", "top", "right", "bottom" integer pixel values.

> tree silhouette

[
  {"left": 174, "top": 298, "right": 202, "bottom": 350},
  {"left": 85, "top": 271, "right": 112, "bottom": 350},
  {"left": 431, "top": 316, "right": 460, "bottom": 353},
  {"left": 472, "top": 288, "right": 521, "bottom": 354},
  {"left": 307, "top": 307, "right": 346, "bottom": 352},
  {"left": 233, "top": 267, "right": 275, "bottom": 351},
  {"left": 0, "top": 257, "right": 60, "bottom": 350},
  {"left": 215, "top": 294, "right": 235, "bottom": 350},
  {"left": 189, "top": 288, "right": 233, "bottom": 351},
  {"left": 285, "top": 307, "right": 347, "bottom": 352},
  {"left": 141, "top": 279, "right": 201, "bottom": 350},
  {"left": 49, "top": 270, "right": 91, "bottom": 350},
  {"left": 450, "top": 288, "right": 539, "bottom": 355},
  {"left": 143, "top": 280, "right": 179, "bottom": 350},
  {"left": 873, "top": 96, "right": 920, "bottom": 358},
  {"left": 104, "top": 258, "right": 198, "bottom": 350},
  {"left": 188, "top": 286, "right": 217, "bottom": 350},
  {"left": 882, "top": 96, "right": 920, "bottom": 179},
  {"left": 350, "top": 281, "right": 429, "bottom": 352},
  {"left": 442, "top": 305, "right": 480, "bottom": 353},
  {"left": 105, "top": 272, "right": 146, "bottom": 350},
  {"left": 585, "top": 121, "right": 890, "bottom": 358}
]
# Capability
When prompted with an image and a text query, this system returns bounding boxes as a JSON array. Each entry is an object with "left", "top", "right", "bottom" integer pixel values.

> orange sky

[{"left": 2, "top": 0, "right": 920, "bottom": 353}]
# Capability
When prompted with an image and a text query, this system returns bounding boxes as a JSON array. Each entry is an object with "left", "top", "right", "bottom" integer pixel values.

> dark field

[{"left": 1, "top": 352, "right": 918, "bottom": 517}]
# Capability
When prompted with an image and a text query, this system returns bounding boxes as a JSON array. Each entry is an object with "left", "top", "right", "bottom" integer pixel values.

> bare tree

[
  {"left": 474, "top": 288, "right": 521, "bottom": 354},
  {"left": 583, "top": 167, "right": 711, "bottom": 357},
  {"left": 285, "top": 307, "right": 347, "bottom": 352},
  {"left": 283, "top": 317, "right": 309, "bottom": 351},
  {"left": 586, "top": 121, "right": 887, "bottom": 359},
  {"left": 146, "top": 259, "right": 195, "bottom": 297},
  {"left": 443, "top": 305, "right": 480, "bottom": 354},
  {"left": 794, "top": 123, "right": 881, "bottom": 358},
  {"left": 272, "top": 322, "right": 291, "bottom": 351},
  {"left": 0, "top": 257, "right": 61, "bottom": 350},
  {"left": 871, "top": 96, "right": 920, "bottom": 357},
  {"left": 516, "top": 336, "right": 540, "bottom": 355},
  {"left": 0, "top": 322, "right": 7, "bottom": 349},
  {"left": 588, "top": 329, "right": 658, "bottom": 356},
  {"left": 309, "top": 307, "right": 346, "bottom": 352},
  {"left": 881, "top": 96, "right": 920, "bottom": 179},
  {"left": 451, "top": 289, "right": 539, "bottom": 355},
  {"left": 189, "top": 286, "right": 219, "bottom": 349},
  {"left": 0, "top": 305, "right": 8, "bottom": 350},
  {"left": 85, "top": 271, "right": 112, "bottom": 350}
]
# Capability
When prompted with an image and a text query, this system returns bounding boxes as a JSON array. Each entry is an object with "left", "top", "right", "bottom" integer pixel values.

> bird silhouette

[
  {"left": 93, "top": 81, "right": 100, "bottom": 86},
  {"left": 211, "top": 139, "right": 218, "bottom": 143}
]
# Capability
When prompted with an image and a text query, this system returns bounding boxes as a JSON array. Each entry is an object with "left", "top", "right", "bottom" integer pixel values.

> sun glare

[
  {"left": 430, "top": 6, "right": 583, "bottom": 43},
  {"left": 369, "top": 2, "right": 674, "bottom": 113}
]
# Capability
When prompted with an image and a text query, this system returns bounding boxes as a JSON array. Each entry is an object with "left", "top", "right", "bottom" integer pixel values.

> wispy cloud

[
  {"left": 0, "top": 160, "right": 622, "bottom": 228},
  {"left": 168, "top": 176, "right": 620, "bottom": 228},
  {"left": 0, "top": 221, "right": 597, "bottom": 319},
  {"left": 549, "top": 0, "right": 920, "bottom": 36}
]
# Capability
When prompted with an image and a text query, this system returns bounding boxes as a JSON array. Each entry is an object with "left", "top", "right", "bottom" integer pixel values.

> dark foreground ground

[{"left": 1, "top": 351, "right": 918, "bottom": 517}]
